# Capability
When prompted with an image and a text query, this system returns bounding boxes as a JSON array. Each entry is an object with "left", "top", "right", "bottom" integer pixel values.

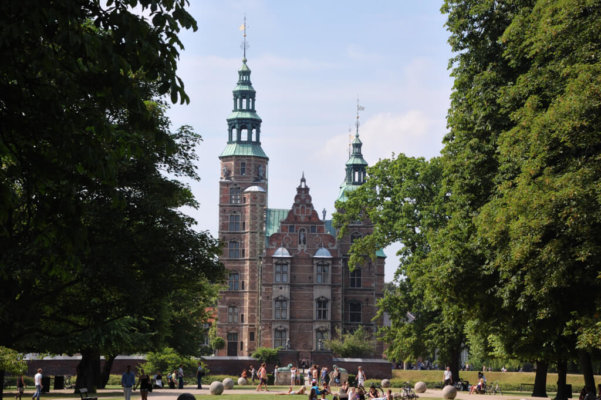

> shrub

[
  {"left": 325, "top": 326, "right": 375, "bottom": 358},
  {"left": 251, "top": 347, "right": 280, "bottom": 365},
  {"left": 144, "top": 347, "right": 198, "bottom": 376}
]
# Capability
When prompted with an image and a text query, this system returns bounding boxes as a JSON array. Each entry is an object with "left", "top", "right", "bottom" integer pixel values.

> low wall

[{"left": 24, "top": 356, "right": 146, "bottom": 377}]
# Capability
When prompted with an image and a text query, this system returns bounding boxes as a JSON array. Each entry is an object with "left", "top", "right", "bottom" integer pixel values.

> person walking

[
  {"left": 256, "top": 362, "right": 268, "bottom": 392},
  {"left": 137, "top": 369, "right": 151, "bottom": 400},
  {"left": 32, "top": 369, "right": 42, "bottom": 400},
  {"left": 177, "top": 365, "right": 184, "bottom": 389},
  {"left": 290, "top": 365, "right": 297, "bottom": 386},
  {"left": 356, "top": 366, "right": 366, "bottom": 388},
  {"left": 121, "top": 365, "right": 136, "bottom": 400},
  {"left": 16, "top": 375, "right": 26, "bottom": 400},
  {"left": 196, "top": 362, "right": 204, "bottom": 389},
  {"left": 443, "top": 366, "right": 453, "bottom": 386}
]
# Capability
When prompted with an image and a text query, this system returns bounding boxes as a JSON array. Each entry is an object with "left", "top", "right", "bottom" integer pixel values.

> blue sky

[{"left": 167, "top": 0, "right": 454, "bottom": 282}]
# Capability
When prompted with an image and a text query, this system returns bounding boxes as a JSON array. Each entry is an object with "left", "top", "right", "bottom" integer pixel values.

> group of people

[{"left": 120, "top": 362, "right": 201, "bottom": 400}]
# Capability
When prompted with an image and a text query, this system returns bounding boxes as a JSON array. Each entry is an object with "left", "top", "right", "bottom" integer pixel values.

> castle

[{"left": 215, "top": 53, "right": 386, "bottom": 359}]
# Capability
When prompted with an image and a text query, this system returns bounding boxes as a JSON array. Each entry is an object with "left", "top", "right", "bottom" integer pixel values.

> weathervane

[
  {"left": 240, "top": 16, "right": 249, "bottom": 60},
  {"left": 356, "top": 98, "right": 365, "bottom": 137}
]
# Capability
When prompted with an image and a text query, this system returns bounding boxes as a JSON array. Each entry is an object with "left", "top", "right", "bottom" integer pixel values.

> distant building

[{"left": 215, "top": 54, "right": 385, "bottom": 360}]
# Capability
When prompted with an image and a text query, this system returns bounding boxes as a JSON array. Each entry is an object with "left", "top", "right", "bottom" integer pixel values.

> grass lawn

[
  {"left": 192, "top": 396, "right": 441, "bottom": 400},
  {"left": 391, "top": 370, "right": 599, "bottom": 390}
]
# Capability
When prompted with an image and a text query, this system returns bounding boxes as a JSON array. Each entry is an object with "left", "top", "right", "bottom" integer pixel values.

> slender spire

[
  {"left": 240, "top": 16, "right": 248, "bottom": 61},
  {"left": 355, "top": 98, "right": 365, "bottom": 138}
]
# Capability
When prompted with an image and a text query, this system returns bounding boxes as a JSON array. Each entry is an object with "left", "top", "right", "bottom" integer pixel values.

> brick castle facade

[{"left": 215, "top": 55, "right": 385, "bottom": 360}]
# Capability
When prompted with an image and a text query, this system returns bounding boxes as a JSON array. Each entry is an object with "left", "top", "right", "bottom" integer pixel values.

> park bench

[{"left": 78, "top": 388, "right": 97, "bottom": 400}]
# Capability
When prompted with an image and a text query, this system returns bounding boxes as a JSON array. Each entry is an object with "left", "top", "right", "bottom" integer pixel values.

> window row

[
  {"left": 227, "top": 241, "right": 245, "bottom": 258},
  {"left": 272, "top": 329, "right": 329, "bottom": 350},
  {"left": 227, "top": 302, "right": 361, "bottom": 323}
]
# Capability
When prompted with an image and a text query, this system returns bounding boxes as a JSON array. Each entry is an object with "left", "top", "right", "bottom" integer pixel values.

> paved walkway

[{"left": 27, "top": 387, "right": 550, "bottom": 400}]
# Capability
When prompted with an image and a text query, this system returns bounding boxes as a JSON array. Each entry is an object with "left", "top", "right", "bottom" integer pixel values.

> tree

[
  {"left": 475, "top": 1, "right": 601, "bottom": 397},
  {"left": 0, "top": 0, "right": 225, "bottom": 393},
  {"left": 0, "top": 347, "right": 27, "bottom": 400},
  {"left": 251, "top": 348, "right": 281, "bottom": 366},
  {"left": 325, "top": 326, "right": 376, "bottom": 358},
  {"left": 144, "top": 348, "right": 199, "bottom": 376},
  {"left": 334, "top": 155, "right": 465, "bottom": 376}
]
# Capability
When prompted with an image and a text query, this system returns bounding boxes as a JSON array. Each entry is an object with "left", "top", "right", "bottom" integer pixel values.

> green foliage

[
  {"left": 143, "top": 348, "right": 199, "bottom": 375},
  {"left": 324, "top": 326, "right": 375, "bottom": 358},
  {"left": 0, "top": 347, "right": 26, "bottom": 375},
  {"left": 251, "top": 347, "right": 280, "bottom": 365},
  {"left": 211, "top": 337, "right": 226, "bottom": 351}
]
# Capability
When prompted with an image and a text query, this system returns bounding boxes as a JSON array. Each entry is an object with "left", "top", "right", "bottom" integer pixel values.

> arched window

[{"left": 240, "top": 162, "right": 246, "bottom": 176}]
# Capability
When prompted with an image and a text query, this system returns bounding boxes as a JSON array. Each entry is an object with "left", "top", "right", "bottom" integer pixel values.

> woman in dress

[{"left": 137, "top": 369, "right": 151, "bottom": 400}]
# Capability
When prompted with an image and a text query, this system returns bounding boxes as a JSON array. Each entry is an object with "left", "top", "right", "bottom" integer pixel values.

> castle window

[
  {"left": 240, "top": 162, "right": 246, "bottom": 175},
  {"left": 228, "top": 306, "right": 238, "bottom": 323},
  {"left": 310, "top": 225, "right": 317, "bottom": 233},
  {"left": 316, "top": 298, "right": 328, "bottom": 320},
  {"left": 349, "top": 302, "right": 362, "bottom": 323},
  {"left": 275, "top": 262, "right": 289, "bottom": 283},
  {"left": 275, "top": 298, "right": 288, "bottom": 320},
  {"left": 228, "top": 241, "right": 240, "bottom": 258},
  {"left": 274, "top": 329, "right": 287, "bottom": 348},
  {"left": 316, "top": 330, "right": 327, "bottom": 351},
  {"left": 350, "top": 267, "right": 361, "bottom": 288},
  {"left": 250, "top": 332, "right": 255, "bottom": 341},
  {"left": 230, "top": 187, "right": 241, "bottom": 204},
  {"left": 229, "top": 214, "right": 241, "bottom": 231},
  {"left": 316, "top": 262, "right": 329, "bottom": 284},
  {"left": 228, "top": 272, "right": 239, "bottom": 290},
  {"left": 288, "top": 224, "right": 295, "bottom": 233}
]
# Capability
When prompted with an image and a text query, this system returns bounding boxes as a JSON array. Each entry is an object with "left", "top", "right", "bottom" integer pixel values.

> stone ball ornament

[
  {"left": 442, "top": 385, "right": 457, "bottom": 399},
  {"left": 210, "top": 381, "right": 224, "bottom": 395},
  {"left": 414, "top": 381, "right": 427, "bottom": 393}
]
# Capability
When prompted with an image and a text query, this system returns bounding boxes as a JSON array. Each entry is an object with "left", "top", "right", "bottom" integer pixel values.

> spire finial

[
  {"left": 240, "top": 16, "right": 248, "bottom": 61},
  {"left": 356, "top": 98, "right": 365, "bottom": 137}
]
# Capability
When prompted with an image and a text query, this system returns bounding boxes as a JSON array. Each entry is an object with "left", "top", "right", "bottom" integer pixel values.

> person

[
  {"left": 580, "top": 388, "right": 587, "bottom": 400},
  {"left": 596, "top": 384, "right": 601, "bottom": 400},
  {"left": 154, "top": 371, "right": 163, "bottom": 388},
  {"left": 312, "top": 366, "right": 319, "bottom": 383},
  {"left": 356, "top": 366, "right": 366, "bottom": 388},
  {"left": 168, "top": 370, "right": 177, "bottom": 389},
  {"left": 385, "top": 389, "right": 393, "bottom": 400},
  {"left": 137, "top": 369, "right": 151, "bottom": 400},
  {"left": 368, "top": 384, "right": 379, "bottom": 399},
  {"left": 290, "top": 365, "right": 297, "bottom": 386},
  {"left": 310, "top": 380, "right": 327, "bottom": 399},
  {"left": 256, "top": 362, "right": 268, "bottom": 392},
  {"left": 276, "top": 386, "right": 308, "bottom": 395},
  {"left": 241, "top": 369, "right": 248, "bottom": 379},
  {"left": 470, "top": 372, "right": 485, "bottom": 394},
  {"left": 177, "top": 364, "right": 184, "bottom": 389},
  {"left": 332, "top": 367, "right": 340, "bottom": 387},
  {"left": 196, "top": 362, "right": 204, "bottom": 389},
  {"left": 308, "top": 388, "right": 318, "bottom": 400},
  {"left": 274, "top": 365, "right": 279, "bottom": 385},
  {"left": 121, "top": 366, "right": 136, "bottom": 400},
  {"left": 250, "top": 365, "right": 257, "bottom": 383},
  {"left": 16, "top": 375, "right": 25, "bottom": 400},
  {"left": 31, "top": 368, "right": 42, "bottom": 400},
  {"left": 443, "top": 366, "right": 453, "bottom": 386},
  {"left": 320, "top": 367, "right": 327, "bottom": 385}
]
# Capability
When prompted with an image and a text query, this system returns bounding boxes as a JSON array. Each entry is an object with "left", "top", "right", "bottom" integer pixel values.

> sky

[{"left": 166, "top": 0, "right": 455, "bottom": 282}]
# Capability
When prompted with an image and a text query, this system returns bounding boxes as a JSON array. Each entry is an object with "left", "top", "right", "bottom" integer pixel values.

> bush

[
  {"left": 251, "top": 347, "right": 280, "bottom": 365},
  {"left": 325, "top": 327, "right": 375, "bottom": 358},
  {"left": 144, "top": 347, "right": 198, "bottom": 376}
]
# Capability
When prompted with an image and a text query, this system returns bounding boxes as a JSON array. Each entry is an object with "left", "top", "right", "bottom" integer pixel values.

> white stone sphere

[
  {"left": 210, "top": 381, "right": 224, "bottom": 395},
  {"left": 442, "top": 385, "right": 457, "bottom": 399},
  {"left": 237, "top": 377, "right": 247, "bottom": 386},
  {"left": 381, "top": 379, "right": 391, "bottom": 388},
  {"left": 414, "top": 381, "right": 427, "bottom": 393},
  {"left": 222, "top": 378, "right": 234, "bottom": 389}
]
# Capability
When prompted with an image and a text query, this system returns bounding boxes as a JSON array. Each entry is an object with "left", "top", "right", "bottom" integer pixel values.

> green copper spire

[
  {"left": 220, "top": 19, "right": 267, "bottom": 159},
  {"left": 337, "top": 100, "right": 368, "bottom": 202}
]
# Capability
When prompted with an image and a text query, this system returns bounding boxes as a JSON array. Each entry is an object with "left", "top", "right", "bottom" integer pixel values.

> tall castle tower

[{"left": 217, "top": 47, "right": 268, "bottom": 356}]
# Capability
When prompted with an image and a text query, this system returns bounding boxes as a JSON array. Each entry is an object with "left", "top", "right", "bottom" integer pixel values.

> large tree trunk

[
  {"left": 532, "top": 360, "right": 548, "bottom": 397},
  {"left": 99, "top": 354, "right": 117, "bottom": 389},
  {"left": 75, "top": 349, "right": 101, "bottom": 393},
  {"left": 556, "top": 360, "right": 569, "bottom": 400},
  {"left": 450, "top": 344, "right": 462, "bottom": 384},
  {"left": 579, "top": 350, "right": 596, "bottom": 396}
]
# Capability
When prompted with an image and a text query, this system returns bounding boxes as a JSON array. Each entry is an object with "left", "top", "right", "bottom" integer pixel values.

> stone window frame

[
  {"left": 315, "top": 261, "right": 331, "bottom": 284},
  {"left": 274, "top": 261, "right": 289, "bottom": 283},
  {"left": 350, "top": 267, "right": 362, "bottom": 288},
  {"left": 240, "top": 161, "right": 246, "bottom": 176},
  {"left": 229, "top": 213, "right": 241, "bottom": 231},
  {"left": 349, "top": 301, "right": 362, "bottom": 323},
  {"left": 228, "top": 240, "right": 241, "bottom": 258},
  {"left": 316, "top": 296, "right": 328, "bottom": 320},
  {"left": 230, "top": 186, "right": 241, "bottom": 204},
  {"left": 274, "top": 296, "right": 288, "bottom": 320},
  {"left": 228, "top": 272, "right": 240, "bottom": 290},
  {"left": 227, "top": 305, "right": 238, "bottom": 323},
  {"left": 274, "top": 328, "right": 287, "bottom": 348}
]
